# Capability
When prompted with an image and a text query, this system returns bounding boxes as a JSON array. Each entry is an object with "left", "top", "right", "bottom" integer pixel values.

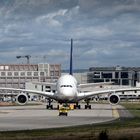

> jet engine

[
  {"left": 16, "top": 93, "right": 28, "bottom": 105},
  {"left": 108, "top": 94, "right": 120, "bottom": 105}
]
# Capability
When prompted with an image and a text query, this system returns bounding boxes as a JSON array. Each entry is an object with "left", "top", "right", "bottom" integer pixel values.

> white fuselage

[{"left": 56, "top": 74, "right": 78, "bottom": 102}]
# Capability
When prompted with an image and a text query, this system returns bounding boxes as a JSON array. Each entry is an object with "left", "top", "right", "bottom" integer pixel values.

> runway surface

[{"left": 0, "top": 103, "right": 132, "bottom": 131}]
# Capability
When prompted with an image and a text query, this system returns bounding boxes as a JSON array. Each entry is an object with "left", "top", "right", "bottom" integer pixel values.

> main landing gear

[
  {"left": 46, "top": 99, "right": 53, "bottom": 109},
  {"left": 74, "top": 100, "right": 92, "bottom": 109},
  {"left": 46, "top": 99, "right": 92, "bottom": 110},
  {"left": 84, "top": 99, "right": 91, "bottom": 109}
]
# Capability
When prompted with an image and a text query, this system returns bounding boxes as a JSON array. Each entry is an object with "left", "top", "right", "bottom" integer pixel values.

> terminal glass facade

[{"left": 88, "top": 66, "right": 139, "bottom": 86}]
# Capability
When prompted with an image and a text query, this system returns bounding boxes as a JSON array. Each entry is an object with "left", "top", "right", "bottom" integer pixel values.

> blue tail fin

[{"left": 69, "top": 38, "right": 73, "bottom": 75}]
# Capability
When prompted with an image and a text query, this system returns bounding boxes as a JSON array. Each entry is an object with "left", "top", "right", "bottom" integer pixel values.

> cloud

[
  {"left": 36, "top": 9, "right": 68, "bottom": 27},
  {"left": 0, "top": 0, "right": 140, "bottom": 69},
  {"left": 70, "top": 26, "right": 113, "bottom": 39}
]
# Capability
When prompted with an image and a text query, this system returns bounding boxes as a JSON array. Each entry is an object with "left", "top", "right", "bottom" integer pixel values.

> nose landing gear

[{"left": 74, "top": 102, "right": 81, "bottom": 109}]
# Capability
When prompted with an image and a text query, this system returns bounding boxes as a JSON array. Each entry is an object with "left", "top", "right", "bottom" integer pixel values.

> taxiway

[{"left": 0, "top": 103, "right": 132, "bottom": 131}]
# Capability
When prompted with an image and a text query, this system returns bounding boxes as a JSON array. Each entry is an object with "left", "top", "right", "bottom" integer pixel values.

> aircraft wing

[
  {"left": 77, "top": 87, "right": 140, "bottom": 100},
  {"left": 0, "top": 87, "right": 56, "bottom": 100},
  {"left": 78, "top": 82, "right": 113, "bottom": 88}
]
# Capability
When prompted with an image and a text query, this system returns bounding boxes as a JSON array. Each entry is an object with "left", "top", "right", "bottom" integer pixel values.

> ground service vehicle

[{"left": 59, "top": 107, "right": 68, "bottom": 116}]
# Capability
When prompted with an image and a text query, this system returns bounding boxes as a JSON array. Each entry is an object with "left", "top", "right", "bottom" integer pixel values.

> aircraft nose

[{"left": 60, "top": 88, "right": 74, "bottom": 97}]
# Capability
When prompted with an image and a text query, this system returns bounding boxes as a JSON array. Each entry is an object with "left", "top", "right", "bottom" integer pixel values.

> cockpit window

[{"left": 60, "top": 85, "right": 72, "bottom": 88}]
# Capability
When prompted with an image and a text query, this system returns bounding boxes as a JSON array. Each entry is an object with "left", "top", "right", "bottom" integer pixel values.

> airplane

[{"left": 1, "top": 39, "right": 140, "bottom": 109}]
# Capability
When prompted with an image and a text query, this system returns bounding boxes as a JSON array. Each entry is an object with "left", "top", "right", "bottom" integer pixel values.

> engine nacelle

[
  {"left": 16, "top": 93, "right": 28, "bottom": 105},
  {"left": 108, "top": 94, "right": 120, "bottom": 105}
]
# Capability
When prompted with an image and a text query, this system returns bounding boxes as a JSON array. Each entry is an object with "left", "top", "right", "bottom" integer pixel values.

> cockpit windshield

[{"left": 60, "top": 85, "right": 72, "bottom": 88}]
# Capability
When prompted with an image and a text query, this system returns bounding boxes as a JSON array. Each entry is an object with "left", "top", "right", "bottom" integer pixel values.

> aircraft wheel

[
  {"left": 46, "top": 105, "right": 53, "bottom": 109},
  {"left": 85, "top": 105, "right": 91, "bottom": 109},
  {"left": 89, "top": 105, "right": 91, "bottom": 109},
  {"left": 50, "top": 105, "right": 53, "bottom": 109},
  {"left": 78, "top": 105, "right": 81, "bottom": 109},
  {"left": 46, "top": 105, "right": 49, "bottom": 109},
  {"left": 74, "top": 105, "right": 81, "bottom": 109}
]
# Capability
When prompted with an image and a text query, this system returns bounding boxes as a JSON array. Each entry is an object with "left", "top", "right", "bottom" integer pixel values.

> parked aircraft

[{"left": 1, "top": 39, "right": 140, "bottom": 109}]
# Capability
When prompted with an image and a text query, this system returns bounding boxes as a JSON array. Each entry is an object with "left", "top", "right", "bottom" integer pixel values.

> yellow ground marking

[{"left": 112, "top": 106, "right": 120, "bottom": 119}]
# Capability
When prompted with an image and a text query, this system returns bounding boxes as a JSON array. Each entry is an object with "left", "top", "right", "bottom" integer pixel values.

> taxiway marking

[{"left": 112, "top": 106, "right": 120, "bottom": 118}]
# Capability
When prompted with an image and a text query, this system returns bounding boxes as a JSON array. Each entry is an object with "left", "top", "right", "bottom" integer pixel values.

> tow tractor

[
  {"left": 59, "top": 106, "right": 68, "bottom": 116},
  {"left": 58, "top": 104, "right": 74, "bottom": 116}
]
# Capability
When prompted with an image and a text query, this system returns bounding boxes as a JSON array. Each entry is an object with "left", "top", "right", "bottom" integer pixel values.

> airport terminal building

[
  {"left": 87, "top": 66, "right": 140, "bottom": 86},
  {"left": 1, "top": 64, "right": 140, "bottom": 89},
  {"left": 0, "top": 63, "right": 61, "bottom": 89}
]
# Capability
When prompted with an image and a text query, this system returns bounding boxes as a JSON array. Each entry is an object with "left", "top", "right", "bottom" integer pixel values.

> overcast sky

[{"left": 0, "top": 0, "right": 140, "bottom": 69}]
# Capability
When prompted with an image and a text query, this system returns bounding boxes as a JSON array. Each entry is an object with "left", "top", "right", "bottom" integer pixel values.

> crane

[{"left": 16, "top": 55, "right": 31, "bottom": 64}]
